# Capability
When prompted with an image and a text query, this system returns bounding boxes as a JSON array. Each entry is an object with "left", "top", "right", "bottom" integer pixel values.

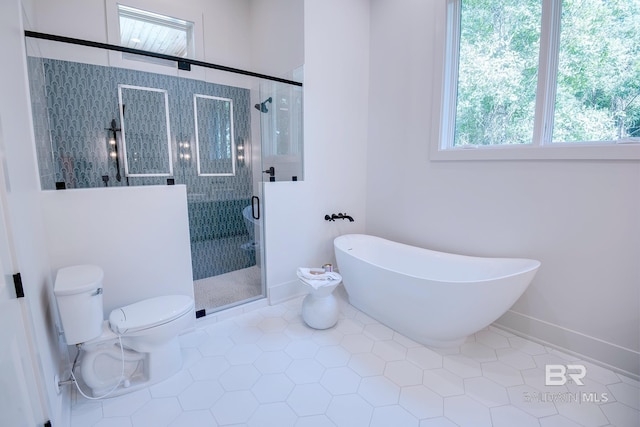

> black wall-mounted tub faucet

[{"left": 325, "top": 213, "right": 355, "bottom": 222}]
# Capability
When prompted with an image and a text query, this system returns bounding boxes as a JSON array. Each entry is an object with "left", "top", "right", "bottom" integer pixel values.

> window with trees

[
  {"left": 117, "top": 5, "right": 194, "bottom": 59},
  {"left": 440, "top": 0, "right": 640, "bottom": 157}
]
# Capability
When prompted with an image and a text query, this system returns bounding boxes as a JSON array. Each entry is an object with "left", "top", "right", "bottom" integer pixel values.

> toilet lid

[
  {"left": 54, "top": 265, "right": 104, "bottom": 296},
  {"left": 109, "top": 295, "right": 194, "bottom": 335}
]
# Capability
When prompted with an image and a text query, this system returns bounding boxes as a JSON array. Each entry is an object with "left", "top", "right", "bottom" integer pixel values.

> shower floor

[{"left": 193, "top": 265, "right": 263, "bottom": 311}]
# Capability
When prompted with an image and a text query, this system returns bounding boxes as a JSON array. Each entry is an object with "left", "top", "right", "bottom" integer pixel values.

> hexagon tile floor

[{"left": 70, "top": 287, "right": 640, "bottom": 427}]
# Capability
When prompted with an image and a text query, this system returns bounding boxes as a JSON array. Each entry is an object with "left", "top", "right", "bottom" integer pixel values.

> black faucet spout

[
  {"left": 333, "top": 213, "right": 355, "bottom": 222},
  {"left": 325, "top": 212, "right": 355, "bottom": 222}
]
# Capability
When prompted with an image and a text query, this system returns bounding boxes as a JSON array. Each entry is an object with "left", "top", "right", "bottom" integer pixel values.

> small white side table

[{"left": 300, "top": 273, "right": 341, "bottom": 329}]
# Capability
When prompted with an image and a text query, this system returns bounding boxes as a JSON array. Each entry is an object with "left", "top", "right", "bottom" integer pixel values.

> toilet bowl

[{"left": 54, "top": 265, "right": 194, "bottom": 398}]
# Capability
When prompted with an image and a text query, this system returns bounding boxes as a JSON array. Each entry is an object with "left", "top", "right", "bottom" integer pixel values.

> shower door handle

[{"left": 251, "top": 196, "right": 260, "bottom": 220}]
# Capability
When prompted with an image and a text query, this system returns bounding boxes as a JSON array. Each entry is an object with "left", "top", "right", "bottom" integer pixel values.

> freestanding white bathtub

[{"left": 334, "top": 234, "right": 540, "bottom": 347}]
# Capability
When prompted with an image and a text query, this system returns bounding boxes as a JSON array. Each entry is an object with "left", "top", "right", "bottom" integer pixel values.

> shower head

[{"left": 254, "top": 97, "right": 273, "bottom": 113}]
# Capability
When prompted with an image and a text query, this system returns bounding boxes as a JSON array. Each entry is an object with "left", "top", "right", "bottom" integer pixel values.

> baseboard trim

[
  {"left": 495, "top": 310, "right": 639, "bottom": 381},
  {"left": 268, "top": 279, "right": 307, "bottom": 305}
]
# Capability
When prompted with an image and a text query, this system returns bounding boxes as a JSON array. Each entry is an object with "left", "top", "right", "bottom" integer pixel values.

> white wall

[
  {"left": 32, "top": 0, "right": 252, "bottom": 68},
  {"left": 263, "top": 0, "right": 370, "bottom": 303},
  {"left": 41, "top": 185, "right": 194, "bottom": 316},
  {"left": 250, "top": 0, "right": 304, "bottom": 79},
  {"left": 28, "top": 0, "right": 257, "bottom": 91},
  {"left": 30, "top": 0, "right": 304, "bottom": 88},
  {"left": 366, "top": 0, "right": 640, "bottom": 376},
  {"left": 0, "top": 0, "right": 66, "bottom": 424}
]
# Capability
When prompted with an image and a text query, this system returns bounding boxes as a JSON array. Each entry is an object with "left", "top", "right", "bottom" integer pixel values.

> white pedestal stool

[{"left": 298, "top": 272, "right": 342, "bottom": 330}]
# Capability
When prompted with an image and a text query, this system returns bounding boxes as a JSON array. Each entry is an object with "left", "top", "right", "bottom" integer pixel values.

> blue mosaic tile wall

[
  {"left": 28, "top": 58, "right": 256, "bottom": 280},
  {"left": 27, "top": 56, "right": 56, "bottom": 190}
]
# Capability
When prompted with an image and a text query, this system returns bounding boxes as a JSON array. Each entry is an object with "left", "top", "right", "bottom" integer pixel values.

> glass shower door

[{"left": 172, "top": 69, "right": 265, "bottom": 315}]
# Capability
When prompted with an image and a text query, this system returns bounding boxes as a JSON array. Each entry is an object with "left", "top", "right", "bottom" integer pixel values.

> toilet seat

[{"left": 109, "top": 295, "right": 194, "bottom": 335}]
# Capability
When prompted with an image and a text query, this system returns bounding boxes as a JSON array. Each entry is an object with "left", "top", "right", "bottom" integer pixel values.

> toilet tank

[{"left": 54, "top": 265, "right": 105, "bottom": 345}]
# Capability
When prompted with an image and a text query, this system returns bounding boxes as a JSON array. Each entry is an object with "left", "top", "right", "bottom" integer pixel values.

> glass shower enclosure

[{"left": 26, "top": 38, "right": 303, "bottom": 315}]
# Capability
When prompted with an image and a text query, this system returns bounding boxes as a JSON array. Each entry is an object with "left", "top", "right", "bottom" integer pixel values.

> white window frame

[{"left": 432, "top": 0, "right": 640, "bottom": 161}]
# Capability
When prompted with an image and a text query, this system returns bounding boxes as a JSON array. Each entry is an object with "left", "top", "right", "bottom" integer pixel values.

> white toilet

[{"left": 54, "top": 265, "right": 194, "bottom": 398}]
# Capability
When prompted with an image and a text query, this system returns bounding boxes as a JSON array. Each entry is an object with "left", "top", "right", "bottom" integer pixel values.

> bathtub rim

[{"left": 334, "top": 233, "right": 541, "bottom": 284}]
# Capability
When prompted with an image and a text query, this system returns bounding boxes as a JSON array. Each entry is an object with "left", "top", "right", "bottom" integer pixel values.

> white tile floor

[{"left": 70, "top": 287, "right": 640, "bottom": 427}]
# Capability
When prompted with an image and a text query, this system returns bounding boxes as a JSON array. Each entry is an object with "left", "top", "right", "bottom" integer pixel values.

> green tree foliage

[
  {"left": 454, "top": 0, "right": 640, "bottom": 146},
  {"left": 455, "top": 0, "right": 541, "bottom": 145},
  {"left": 553, "top": 0, "right": 640, "bottom": 142}
]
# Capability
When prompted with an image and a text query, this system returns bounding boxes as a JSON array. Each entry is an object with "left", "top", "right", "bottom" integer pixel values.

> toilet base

[
  {"left": 302, "top": 293, "right": 339, "bottom": 329},
  {"left": 79, "top": 338, "right": 183, "bottom": 398}
]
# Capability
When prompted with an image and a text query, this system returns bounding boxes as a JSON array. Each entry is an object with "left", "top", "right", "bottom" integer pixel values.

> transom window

[
  {"left": 117, "top": 4, "right": 194, "bottom": 58},
  {"left": 440, "top": 0, "right": 640, "bottom": 156}
]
